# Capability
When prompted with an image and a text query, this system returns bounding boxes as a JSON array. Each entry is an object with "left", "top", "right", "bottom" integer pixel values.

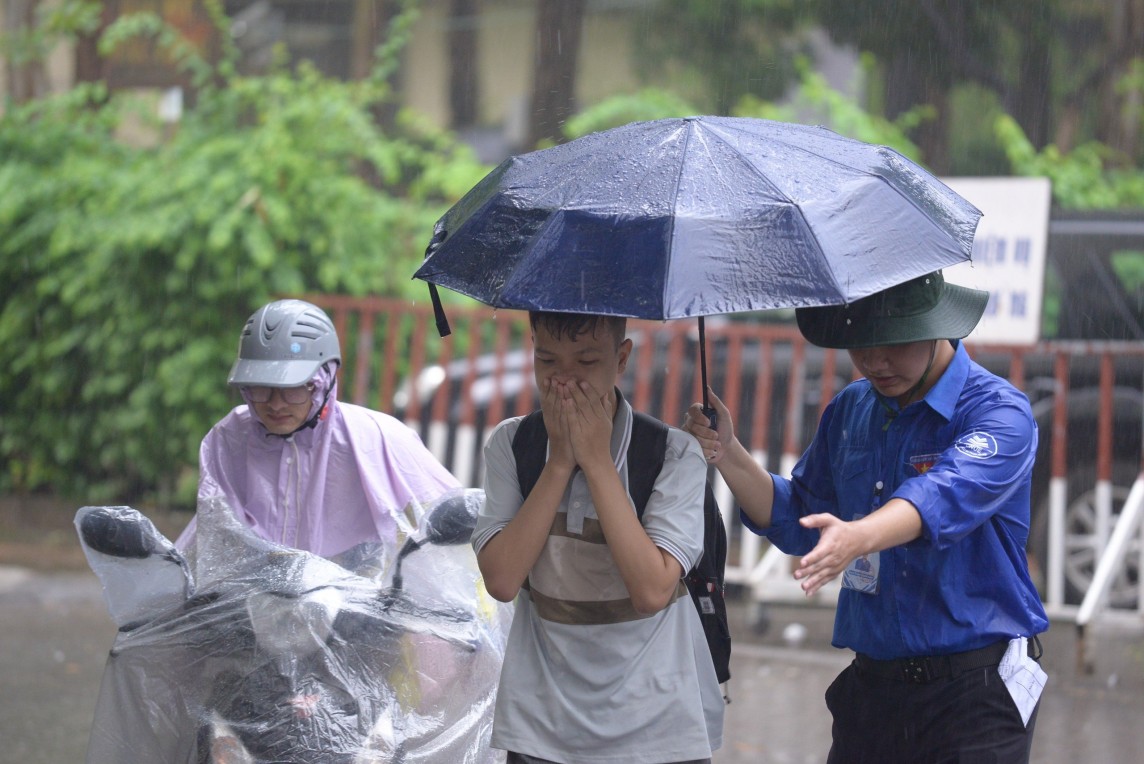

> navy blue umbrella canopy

[{"left": 413, "top": 115, "right": 982, "bottom": 320}]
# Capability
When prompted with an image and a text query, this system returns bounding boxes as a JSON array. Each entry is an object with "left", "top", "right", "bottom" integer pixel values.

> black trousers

[{"left": 825, "top": 656, "right": 1040, "bottom": 764}]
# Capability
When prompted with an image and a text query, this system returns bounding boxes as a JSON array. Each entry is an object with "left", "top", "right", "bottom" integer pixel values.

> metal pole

[
  {"left": 1075, "top": 361, "right": 1144, "bottom": 672},
  {"left": 1075, "top": 473, "right": 1144, "bottom": 674},
  {"left": 1048, "top": 352, "right": 1070, "bottom": 610},
  {"left": 1076, "top": 476, "right": 1144, "bottom": 627}
]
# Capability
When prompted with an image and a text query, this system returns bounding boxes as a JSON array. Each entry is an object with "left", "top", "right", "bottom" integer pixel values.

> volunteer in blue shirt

[{"left": 684, "top": 271, "right": 1049, "bottom": 764}]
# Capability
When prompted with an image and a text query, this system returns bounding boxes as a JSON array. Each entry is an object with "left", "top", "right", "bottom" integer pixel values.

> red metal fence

[{"left": 309, "top": 294, "right": 1144, "bottom": 617}]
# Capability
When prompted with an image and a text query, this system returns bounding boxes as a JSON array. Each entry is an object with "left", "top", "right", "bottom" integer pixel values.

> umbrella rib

[
  {"left": 704, "top": 120, "right": 966, "bottom": 303},
  {"left": 699, "top": 125, "right": 844, "bottom": 300},
  {"left": 713, "top": 119, "right": 870, "bottom": 173},
  {"left": 713, "top": 119, "right": 962, "bottom": 230},
  {"left": 660, "top": 120, "right": 697, "bottom": 314},
  {"left": 509, "top": 127, "right": 673, "bottom": 211}
]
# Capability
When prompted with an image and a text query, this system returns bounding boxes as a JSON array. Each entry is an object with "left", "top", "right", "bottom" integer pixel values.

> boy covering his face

[{"left": 473, "top": 311, "right": 724, "bottom": 764}]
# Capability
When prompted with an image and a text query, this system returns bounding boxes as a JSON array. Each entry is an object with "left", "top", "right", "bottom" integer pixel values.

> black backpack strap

[
  {"left": 627, "top": 412, "right": 669, "bottom": 519},
  {"left": 514, "top": 408, "right": 731, "bottom": 687},
  {"left": 512, "top": 411, "right": 548, "bottom": 500}
]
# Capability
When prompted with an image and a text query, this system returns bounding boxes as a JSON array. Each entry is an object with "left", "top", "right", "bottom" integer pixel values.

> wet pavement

[
  {"left": 0, "top": 567, "right": 115, "bottom": 764},
  {"left": 716, "top": 592, "right": 1144, "bottom": 763},
  {"left": 2, "top": 565, "right": 1141, "bottom": 764}
]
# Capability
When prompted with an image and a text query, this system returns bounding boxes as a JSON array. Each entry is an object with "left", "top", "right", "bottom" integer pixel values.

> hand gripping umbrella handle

[{"left": 702, "top": 405, "right": 718, "bottom": 430}]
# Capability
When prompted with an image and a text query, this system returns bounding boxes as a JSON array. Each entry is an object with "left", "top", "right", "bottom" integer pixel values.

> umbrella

[{"left": 413, "top": 115, "right": 982, "bottom": 415}]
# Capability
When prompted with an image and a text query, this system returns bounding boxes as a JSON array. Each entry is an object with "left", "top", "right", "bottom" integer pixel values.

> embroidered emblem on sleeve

[
  {"left": 909, "top": 453, "right": 941, "bottom": 475},
  {"left": 955, "top": 431, "right": 999, "bottom": 459}
]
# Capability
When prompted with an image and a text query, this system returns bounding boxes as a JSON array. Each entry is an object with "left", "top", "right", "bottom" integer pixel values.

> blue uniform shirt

[{"left": 747, "top": 342, "right": 1049, "bottom": 660}]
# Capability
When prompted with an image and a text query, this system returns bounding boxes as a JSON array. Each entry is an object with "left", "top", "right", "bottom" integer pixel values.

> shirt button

[{"left": 573, "top": 501, "right": 582, "bottom": 508}]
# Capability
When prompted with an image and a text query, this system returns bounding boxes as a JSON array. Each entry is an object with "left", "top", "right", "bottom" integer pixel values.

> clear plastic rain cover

[{"left": 76, "top": 490, "right": 511, "bottom": 764}]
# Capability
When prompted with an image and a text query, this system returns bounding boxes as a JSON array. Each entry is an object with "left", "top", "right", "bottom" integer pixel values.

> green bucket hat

[{"left": 795, "top": 271, "right": 989, "bottom": 349}]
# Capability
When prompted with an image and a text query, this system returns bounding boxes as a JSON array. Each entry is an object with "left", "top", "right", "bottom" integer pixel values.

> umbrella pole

[{"left": 698, "top": 317, "right": 717, "bottom": 429}]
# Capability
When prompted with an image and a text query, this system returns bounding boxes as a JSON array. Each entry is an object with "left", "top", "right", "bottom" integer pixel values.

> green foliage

[
  {"left": 0, "top": 7, "right": 489, "bottom": 505},
  {"left": 995, "top": 115, "right": 1144, "bottom": 209},
  {"left": 630, "top": 0, "right": 813, "bottom": 115},
  {"left": 99, "top": 11, "right": 215, "bottom": 88},
  {"left": 732, "top": 59, "right": 928, "bottom": 161},
  {"left": 1112, "top": 250, "right": 1144, "bottom": 292},
  {"left": 566, "top": 65, "right": 926, "bottom": 163},
  {"left": 367, "top": 0, "right": 420, "bottom": 91},
  {"left": 563, "top": 89, "right": 700, "bottom": 139},
  {"left": 945, "top": 84, "right": 1012, "bottom": 177},
  {"left": 0, "top": 0, "right": 101, "bottom": 69}
]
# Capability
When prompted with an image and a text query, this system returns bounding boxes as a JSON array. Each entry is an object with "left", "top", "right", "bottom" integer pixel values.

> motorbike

[{"left": 76, "top": 490, "right": 511, "bottom": 764}]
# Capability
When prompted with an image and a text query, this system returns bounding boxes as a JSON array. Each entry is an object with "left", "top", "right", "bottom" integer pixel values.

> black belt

[{"left": 854, "top": 637, "right": 1042, "bottom": 684}]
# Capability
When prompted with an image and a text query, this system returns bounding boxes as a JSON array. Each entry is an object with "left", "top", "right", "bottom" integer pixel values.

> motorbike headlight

[{"left": 246, "top": 587, "right": 344, "bottom": 657}]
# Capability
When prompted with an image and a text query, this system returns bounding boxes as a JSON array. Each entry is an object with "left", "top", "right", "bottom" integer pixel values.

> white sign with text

[{"left": 941, "top": 177, "right": 1052, "bottom": 346}]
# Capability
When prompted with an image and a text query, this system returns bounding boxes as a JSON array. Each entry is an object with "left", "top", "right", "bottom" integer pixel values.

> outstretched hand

[
  {"left": 794, "top": 513, "right": 864, "bottom": 597},
  {"left": 682, "top": 387, "right": 734, "bottom": 464}
]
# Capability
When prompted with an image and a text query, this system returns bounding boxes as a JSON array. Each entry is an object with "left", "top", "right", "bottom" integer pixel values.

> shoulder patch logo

[
  {"left": 909, "top": 453, "right": 941, "bottom": 474},
  {"left": 955, "top": 431, "right": 999, "bottom": 459}
]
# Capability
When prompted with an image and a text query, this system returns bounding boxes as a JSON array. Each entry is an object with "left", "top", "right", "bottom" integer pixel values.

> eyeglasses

[{"left": 243, "top": 384, "right": 314, "bottom": 405}]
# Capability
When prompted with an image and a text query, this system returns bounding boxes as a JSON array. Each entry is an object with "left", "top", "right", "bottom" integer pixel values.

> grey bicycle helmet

[{"left": 228, "top": 300, "right": 341, "bottom": 387}]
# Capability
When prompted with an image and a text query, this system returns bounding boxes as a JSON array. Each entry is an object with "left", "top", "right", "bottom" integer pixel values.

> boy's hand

[
  {"left": 540, "top": 377, "right": 575, "bottom": 470},
  {"left": 564, "top": 379, "right": 615, "bottom": 472}
]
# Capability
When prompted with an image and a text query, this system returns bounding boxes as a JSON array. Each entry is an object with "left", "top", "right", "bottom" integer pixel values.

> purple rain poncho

[{"left": 178, "top": 376, "right": 458, "bottom": 557}]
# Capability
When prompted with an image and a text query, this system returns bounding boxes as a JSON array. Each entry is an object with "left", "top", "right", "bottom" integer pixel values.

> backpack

[{"left": 512, "top": 409, "right": 732, "bottom": 686}]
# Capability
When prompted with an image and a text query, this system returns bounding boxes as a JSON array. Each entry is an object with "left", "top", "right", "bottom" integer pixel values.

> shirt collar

[{"left": 921, "top": 340, "right": 970, "bottom": 421}]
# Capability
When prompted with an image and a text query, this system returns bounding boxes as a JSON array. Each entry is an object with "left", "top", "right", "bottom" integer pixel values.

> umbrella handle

[
  {"left": 702, "top": 405, "right": 718, "bottom": 430},
  {"left": 698, "top": 318, "right": 718, "bottom": 430}
]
